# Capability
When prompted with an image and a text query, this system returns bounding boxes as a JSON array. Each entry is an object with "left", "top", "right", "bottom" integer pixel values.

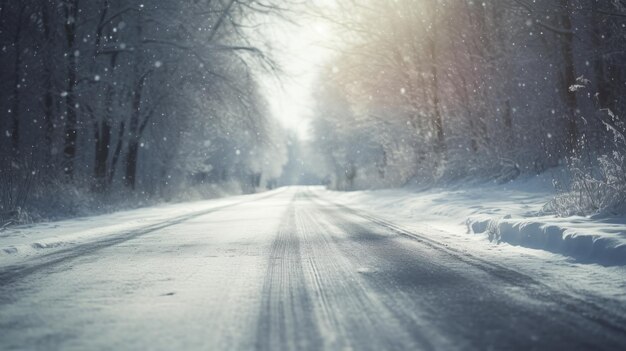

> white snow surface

[
  {"left": 318, "top": 175, "right": 626, "bottom": 302},
  {"left": 2, "top": 181, "right": 625, "bottom": 303},
  {"left": 1, "top": 186, "right": 625, "bottom": 350},
  {"left": 0, "top": 190, "right": 281, "bottom": 267},
  {"left": 321, "top": 173, "right": 626, "bottom": 266}
]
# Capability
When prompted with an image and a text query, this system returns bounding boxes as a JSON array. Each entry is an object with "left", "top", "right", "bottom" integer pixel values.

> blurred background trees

[
  {"left": 0, "top": 0, "right": 287, "bottom": 221},
  {"left": 2, "top": 0, "right": 625, "bottom": 222},
  {"left": 310, "top": 0, "right": 626, "bottom": 198}
]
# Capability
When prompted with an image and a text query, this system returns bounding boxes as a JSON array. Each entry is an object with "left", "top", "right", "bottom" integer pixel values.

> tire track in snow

[
  {"left": 256, "top": 191, "right": 437, "bottom": 350},
  {"left": 308, "top": 189, "right": 626, "bottom": 349},
  {"left": 255, "top": 194, "right": 323, "bottom": 351},
  {"left": 0, "top": 190, "right": 285, "bottom": 288},
  {"left": 298, "top": 202, "right": 438, "bottom": 350}
]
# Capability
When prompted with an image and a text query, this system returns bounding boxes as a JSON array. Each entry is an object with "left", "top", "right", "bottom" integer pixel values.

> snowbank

[
  {"left": 467, "top": 216, "right": 626, "bottom": 266},
  {"left": 321, "top": 172, "right": 626, "bottom": 266}
]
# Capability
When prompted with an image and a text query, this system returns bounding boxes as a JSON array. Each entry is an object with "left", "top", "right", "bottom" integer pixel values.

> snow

[
  {"left": 3, "top": 182, "right": 625, "bottom": 301},
  {"left": 319, "top": 173, "right": 626, "bottom": 265},
  {"left": 0, "top": 191, "right": 289, "bottom": 351},
  {"left": 467, "top": 215, "right": 626, "bottom": 265},
  {"left": 1, "top": 187, "right": 625, "bottom": 349},
  {"left": 318, "top": 175, "right": 626, "bottom": 300},
  {"left": 0, "top": 190, "right": 283, "bottom": 268}
]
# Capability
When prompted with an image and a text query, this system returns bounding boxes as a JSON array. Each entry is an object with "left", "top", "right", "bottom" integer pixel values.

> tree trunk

[
  {"left": 425, "top": 0, "right": 445, "bottom": 157},
  {"left": 559, "top": 0, "right": 579, "bottom": 155},
  {"left": 108, "top": 121, "right": 125, "bottom": 185},
  {"left": 10, "top": 4, "right": 25, "bottom": 158},
  {"left": 428, "top": 37, "right": 445, "bottom": 156},
  {"left": 43, "top": 70, "right": 55, "bottom": 156},
  {"left": 92, "top": 2, "right": 115, "bottom": 191},
  {"left": 124, "top": 73, "right": 146, "bottom": 189},
  {"left": 93, "top": 85, "right": 113, "bottom": 191},
  {"left": 62, "top": 0, "right": 79, "bottom": 178},
  {"left": 63, "top": 54, "right": 78, "bottom": 177},
  {"left": 123, "top": 8, "right": 146, "bottom": 190},
  {"left": 42, "top": 3, "right": 55, "bottom": 161},
  {"left": 93, "top": 121, "right": 111, "bottom": 191},
  {"left": 590, "top": 1, "right": 612, "bottom": 110},
  {"left": 124, "top": 139, "right": 139, "bottom": 189}
]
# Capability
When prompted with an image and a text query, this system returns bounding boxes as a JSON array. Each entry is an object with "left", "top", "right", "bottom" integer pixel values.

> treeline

[
  {"left": 311, "top": 0, "right": 626, "bottom": 204},
  {"left": 0, "top": 1, "right": 286, "bottom": 222}
]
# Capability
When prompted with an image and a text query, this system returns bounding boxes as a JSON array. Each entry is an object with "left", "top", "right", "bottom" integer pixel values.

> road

[{"left": 1, "top": 187, "right": 625, "bottom": 350}]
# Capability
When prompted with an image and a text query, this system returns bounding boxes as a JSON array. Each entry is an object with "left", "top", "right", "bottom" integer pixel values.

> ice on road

[{"left": 1, "top": 187, "right": 625, "bottom": 350}]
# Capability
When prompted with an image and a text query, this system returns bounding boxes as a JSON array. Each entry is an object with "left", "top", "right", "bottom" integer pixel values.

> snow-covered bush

[
  {"left": 550, "top": 152, "right": 626, "bottom": 216},
  {"left": 549, "top": 83, "right": 626, "bottom": 217}
]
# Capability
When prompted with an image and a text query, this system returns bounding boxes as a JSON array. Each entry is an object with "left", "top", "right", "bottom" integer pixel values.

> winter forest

[
  {"left": 1, "top": 0, "right": 626, "bottom": 223},
  {"left": 0, "top": 0, "right": 288, "bottom": 221},
  {"left": 308, "top": 0, "right": 626, "bottom": 215}
]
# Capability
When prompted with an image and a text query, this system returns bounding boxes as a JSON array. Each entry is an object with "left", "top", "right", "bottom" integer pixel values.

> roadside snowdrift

[
  {"left": 322, "top": 173, "right": 626, "bottom": 266},
  {"left": 467, "top": 215, "right": 626, "bottom": 265}
]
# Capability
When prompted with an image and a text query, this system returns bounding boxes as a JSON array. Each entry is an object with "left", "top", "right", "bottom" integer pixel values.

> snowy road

[{"left": 1, "top": 187, "right": 626, "bottom": 350}]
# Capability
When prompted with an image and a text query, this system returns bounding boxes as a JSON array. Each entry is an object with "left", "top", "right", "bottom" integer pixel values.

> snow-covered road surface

[{"left": 1, "top": 187, "right": 625, "bottom": 350}]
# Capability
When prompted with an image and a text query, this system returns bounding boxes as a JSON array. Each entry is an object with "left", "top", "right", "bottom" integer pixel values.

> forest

[
  {"left": 310, "top": 0, "right": 626, "bottom": 215},
  {"left": 2, "top": 2, "right": 626, "bottom": 349},
  {"left": 1, "top": 0, "right": 626, "bottom": 223},
  {"left": 0, "top": 0, "right": 287, "bottom": 222}
]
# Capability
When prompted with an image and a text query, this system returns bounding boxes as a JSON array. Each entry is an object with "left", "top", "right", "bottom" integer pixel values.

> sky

[{"left": 260, "top": 9, "right": 335, "bottom": 140}]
